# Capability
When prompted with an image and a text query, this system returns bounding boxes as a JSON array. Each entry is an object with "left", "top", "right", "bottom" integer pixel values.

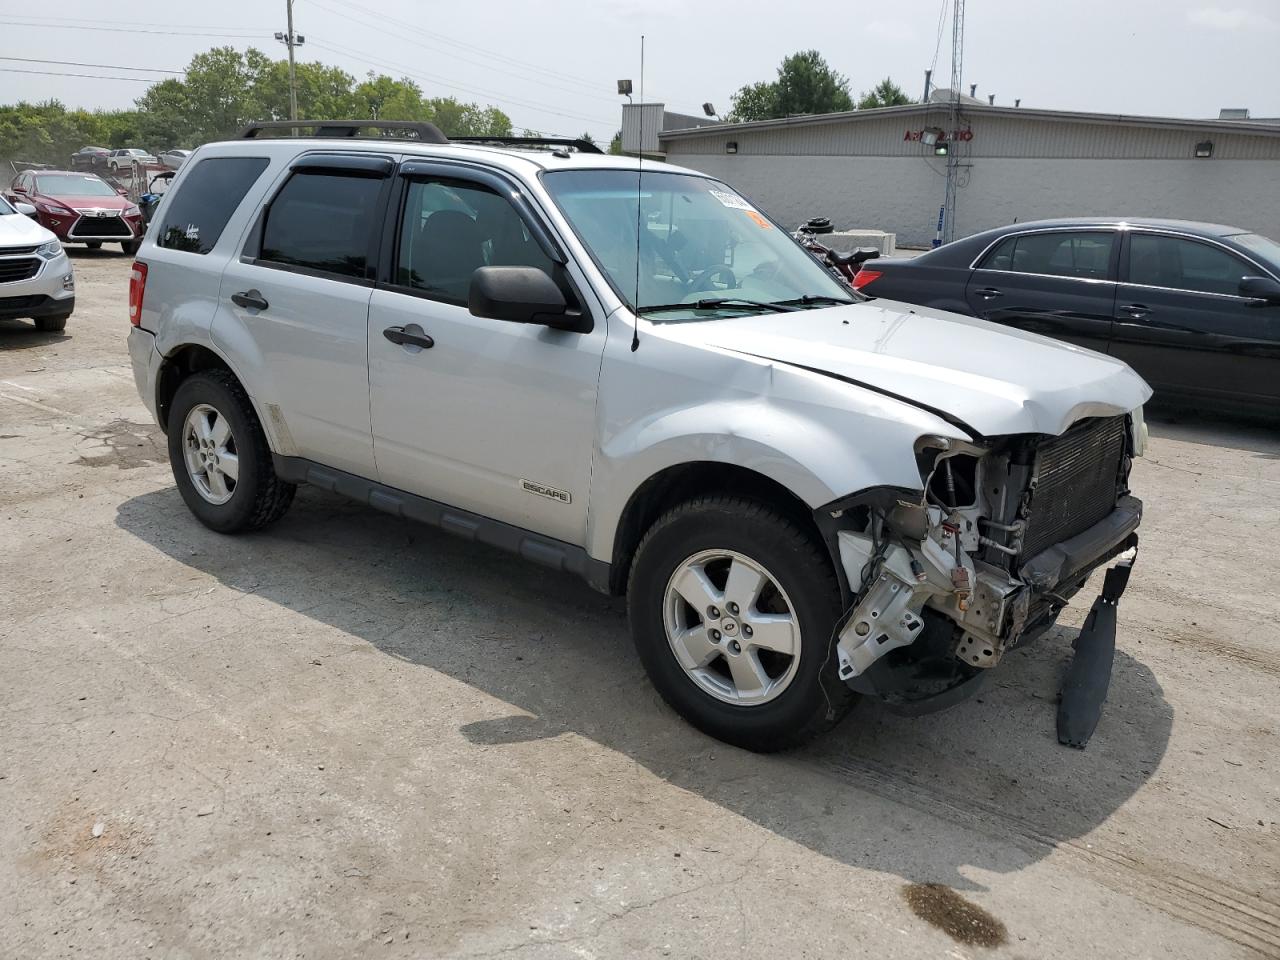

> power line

[
  {"left": 307, "top": 38, "right": 614, "bottom": 129},
  {"left": 0, "top": 20, "right": 261, "bottom": 39},
  {"left": 307, "top": 0, "right": 607, "bottom": 95},
  {"left": 0, "top": 67, "right": 158, "bottom": 83},
  {"left": 306, "top": 0, "right": 622, "bottom": 107},
  {"left": 0, "top": 57, "right": 183, "bottom": 75}
]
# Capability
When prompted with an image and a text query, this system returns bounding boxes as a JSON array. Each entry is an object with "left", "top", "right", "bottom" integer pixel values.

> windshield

[
  {"left": 0, "top": 196, "right": 14, "bottom": 216},
  {"left": 35, "top": 174, "right": 117, "bottom": 197},
  {"left": 542, "top": 169, "right": 852, "bottom": 319},
  {"left": 1231, "top": 232, "right": 1280, "bottom": 273}
]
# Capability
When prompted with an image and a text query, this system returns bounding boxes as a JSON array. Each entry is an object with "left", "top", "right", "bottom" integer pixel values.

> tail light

[
  {"left": 129, "top": 261, "right": 148, "bottom": 327},
  {"left": 852, "top": 269, "right": 882, "bottom": 290}
]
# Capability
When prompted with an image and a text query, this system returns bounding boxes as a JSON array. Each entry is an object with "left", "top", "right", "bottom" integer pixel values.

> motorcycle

[{"left": 792, "top": 216, "right": 881, "bottom": 287}]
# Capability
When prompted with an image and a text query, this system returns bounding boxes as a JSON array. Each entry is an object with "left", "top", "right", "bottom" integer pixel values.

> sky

[{"left": 2, "top": 0, "right": 1279, "bottom": 143}]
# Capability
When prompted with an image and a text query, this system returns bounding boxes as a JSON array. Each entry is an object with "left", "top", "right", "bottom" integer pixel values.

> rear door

[
  {"left": 964, "top": 229, "right": 1119, "bottom": 352},
  {"left": 365, "top": 160, "right": 606, "bottom": 545},
  {"left": 215, "top": 153, "right": 392, "bottom": 477},
  {"left": 1111, "top": 231, "right": 1280, "bottom": 405}
]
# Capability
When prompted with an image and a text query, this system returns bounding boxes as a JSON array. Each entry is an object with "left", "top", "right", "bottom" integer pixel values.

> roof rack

[
  {"left": 451, "top": 135, "right": 604, "bottom": 155},
  {"left": 238, "top": 120, "right": 448, "bottom": 143}
]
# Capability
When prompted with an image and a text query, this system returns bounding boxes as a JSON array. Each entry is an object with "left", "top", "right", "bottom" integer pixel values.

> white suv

[
  {"left": 0, "top": 195, "right": 74, "bottom": 332},
  {"left": 128, "top": 121, "right": 1150, "bottom": 751}
]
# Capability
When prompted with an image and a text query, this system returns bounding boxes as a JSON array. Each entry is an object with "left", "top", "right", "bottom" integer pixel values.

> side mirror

[
  {"left": 15, "top": 201, "right": 37, "bottom": 218},
  {"left": 1239, "top": 276, "right": 1280, "bottom": 305},
  {"left": 469, "top": 265, "right": 585, "bottom": 331},
  {"left": 117, "top": 188, "right": 129, "bottom": 196}
]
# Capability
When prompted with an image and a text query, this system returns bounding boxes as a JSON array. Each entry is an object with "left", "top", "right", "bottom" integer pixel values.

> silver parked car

[
  {"left": 158, "top": 149, "right": 191, "bottom": 171},
  {"left": 126, "top": 122, "right": 1150, "bottom": 751},
  {"left": 107, "top": 148, "right": 158, "bottom": 171}
]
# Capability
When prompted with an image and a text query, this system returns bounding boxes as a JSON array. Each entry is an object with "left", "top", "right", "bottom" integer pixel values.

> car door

[
  {"left": 366, "top": 160, "right": 606, "bottom": 546},
  {"left": 964, "top": 229, "right": 1119, "bottom": 352},
  {"left": 215, "top": 153, "right": 393, "bottom": 478},
  {"left": 1111, "top": 231, "right": 1280, "bottom": 405}
]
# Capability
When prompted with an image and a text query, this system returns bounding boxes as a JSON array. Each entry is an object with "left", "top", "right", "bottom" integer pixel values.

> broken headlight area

[{"left": 822, "top": 415, "right": 1141, "bottom": 715}]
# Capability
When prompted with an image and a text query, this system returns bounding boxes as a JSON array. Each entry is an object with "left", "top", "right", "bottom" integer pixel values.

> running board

[
  {"left": 271, "top": 454, "right": 612, "bottom": 594},
  {"left": 1056, "top": 546, "right": 1137, "bottom": 748}
]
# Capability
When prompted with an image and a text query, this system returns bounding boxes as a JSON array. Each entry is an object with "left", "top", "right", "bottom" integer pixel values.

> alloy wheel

[{"left": 662, "top": 549, "right": 801, "bottom": 706}]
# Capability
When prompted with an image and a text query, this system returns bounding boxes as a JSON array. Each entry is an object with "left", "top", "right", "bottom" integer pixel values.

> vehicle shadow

[
  {"left": 0, "top": 318, "right": 70, "bottom": 349},
  {"left": 65, "top": 245, "right": 130, "bottom": 259},
  {"left": 114, "top": 485, "right": 1171, "bottom": 890},
  {"left": 1147, "top": 405, "right": 1280, "bottom": 457}
]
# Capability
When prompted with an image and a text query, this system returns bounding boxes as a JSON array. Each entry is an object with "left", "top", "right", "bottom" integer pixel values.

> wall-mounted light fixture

[
  {"left": 934, "top": 143, "right": 949, "bottom": 156},
  {"left": 1194, "top": 140, "right": 1214, "bottom": 158},
  {"left": 617, "top": 79, "right": 633, "bottom": 97},
  {"left": 725, "top": 141, "right": 738, "bottom": 154},
  {"left": 921, "top": 126, "right": 944, "bottom": 146}
]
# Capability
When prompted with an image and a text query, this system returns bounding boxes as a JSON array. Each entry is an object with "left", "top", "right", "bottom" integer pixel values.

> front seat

[{"left": 413, "top": 209, "right": 488, "bottom": 301}]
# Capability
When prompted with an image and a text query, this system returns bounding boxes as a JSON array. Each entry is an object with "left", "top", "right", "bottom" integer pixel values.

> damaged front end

[{"left": 821, "top": 413, "right": 1144, "bottom": 739}]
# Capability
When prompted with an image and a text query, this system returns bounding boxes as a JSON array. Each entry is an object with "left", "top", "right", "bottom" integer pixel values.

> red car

[{"left": 3, "top": 170, "right": 144, "bottom": 254}]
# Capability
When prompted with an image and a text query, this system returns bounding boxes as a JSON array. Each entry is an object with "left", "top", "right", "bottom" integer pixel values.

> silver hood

[{"left": 664, "top": 298, "right": 1153, "bottom": 437}]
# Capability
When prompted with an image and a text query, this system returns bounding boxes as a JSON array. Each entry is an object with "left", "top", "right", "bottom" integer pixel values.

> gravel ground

[{"left": 2, "top": 250, "right": 1278, "bottom": 959}]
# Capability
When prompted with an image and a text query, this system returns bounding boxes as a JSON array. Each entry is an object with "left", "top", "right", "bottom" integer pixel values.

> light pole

[{"left": 274, "top": 0, "right": 305, "bottom": 122}]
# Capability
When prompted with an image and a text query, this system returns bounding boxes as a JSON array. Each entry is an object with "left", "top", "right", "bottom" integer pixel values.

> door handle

[
  {"left": 231, "top": 289, "right": 269, "bottom": 311},
  {"left": 383, "top": 325, "right": 435, "bottom": 349},
  {"left": 976, "top": 287, "right": 1003, "bottom": 299},
  {"left": 1121, "top": 304, "right": 1150, "bottom": 320}
]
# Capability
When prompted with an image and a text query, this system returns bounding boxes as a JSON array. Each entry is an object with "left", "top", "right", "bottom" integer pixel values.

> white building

[{"left": 622, "top": 102, "right": 1280, "bottom": 247}]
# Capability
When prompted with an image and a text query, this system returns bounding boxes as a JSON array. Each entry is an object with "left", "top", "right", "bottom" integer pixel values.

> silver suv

[{"left": 128, "top": 121, "right": 1151, "bottom": 751}]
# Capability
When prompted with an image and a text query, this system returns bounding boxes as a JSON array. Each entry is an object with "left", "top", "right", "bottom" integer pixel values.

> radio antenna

[{"left": 631, "top": 34, "right": 645, "bottom": 352}]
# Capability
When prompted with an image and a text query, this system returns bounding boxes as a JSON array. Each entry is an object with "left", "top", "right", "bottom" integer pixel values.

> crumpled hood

[
  {"left": 660, "top": 298, "right": 1152, "bottom": 437},
  {"left": 0, "top": 212, "right": 53, "bottom": 246}
]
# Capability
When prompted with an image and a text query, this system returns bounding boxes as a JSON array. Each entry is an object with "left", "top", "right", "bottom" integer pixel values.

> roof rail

[
  {"left": 451, "top": 135, "right": 604, "bottom": 155},
  {"left": 238, "top": 120, "right": 448, "bottom": 143}
]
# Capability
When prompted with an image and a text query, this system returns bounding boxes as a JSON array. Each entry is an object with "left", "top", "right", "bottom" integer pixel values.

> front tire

[
  {"left": 86, "top": 241, "right": 103, "bottom": 250},
  {"left": 35, "top": 313, "right": 69, "bottom": 332},
  {"left": 628, "top": 496, "right": 857, "bottom": 752},
  {"left": 167, "top": 370, "right": 295, "bottom": 533}
]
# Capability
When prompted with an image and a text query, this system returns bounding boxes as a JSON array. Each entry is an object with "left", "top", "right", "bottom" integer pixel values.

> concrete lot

[{"left": 2, "top": 251, "right": 1278, "bottom": 959}]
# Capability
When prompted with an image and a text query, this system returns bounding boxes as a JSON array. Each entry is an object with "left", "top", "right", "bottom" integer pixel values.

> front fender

[{"left": 585, "top": 350, "right": 968, "bottom": 562}]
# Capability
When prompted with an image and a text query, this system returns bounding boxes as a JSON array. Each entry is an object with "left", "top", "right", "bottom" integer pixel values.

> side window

[
  {"left": 260, "top": 171, "right": 383, "bottom": 278},
  {"left": 395, "top": 177, "right": 557, "bottom": 303},
  {"left": 993, "top": 232, "right": 1114, "bottom": 280},
  {"left": 978, "top": 235, "right": 1016, "bottom": 271},
  {"left": 157, "top": 157, "right": 268, "bottom": 255},
  {"left": 1128, "top": 234, "right": 1251, "bottom": 297}
]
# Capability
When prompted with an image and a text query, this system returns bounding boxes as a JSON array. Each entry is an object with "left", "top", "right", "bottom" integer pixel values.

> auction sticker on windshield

[{"left": 709, "top": 189, "right": 754, "bottom": 210}]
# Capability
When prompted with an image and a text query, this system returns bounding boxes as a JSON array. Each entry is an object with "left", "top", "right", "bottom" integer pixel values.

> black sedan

[
  {"left": 69, "top": 146, "right": 110, "bottom": 171},
  {"left": 855, "top": 218, "right": 1280, "bottom": 414}
]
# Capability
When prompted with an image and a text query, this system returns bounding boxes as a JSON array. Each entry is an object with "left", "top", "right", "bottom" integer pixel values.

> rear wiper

[
  {"left": 772, "top": 294, "right": 857, "bottom": 307},
  {"left": 639, "top": 297, "right": 799, "bottom": 315}
]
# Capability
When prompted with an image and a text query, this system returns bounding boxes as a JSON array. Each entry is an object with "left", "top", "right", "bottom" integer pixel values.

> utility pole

[
  {"left": 274, "top": 0, "right": 305, "bottom": 121},
  {"left": 942, "top": 0, "right": 965, "bottom": 244}
]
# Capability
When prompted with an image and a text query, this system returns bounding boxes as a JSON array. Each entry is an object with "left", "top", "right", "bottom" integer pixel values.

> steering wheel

[{"left": 689, "top": 265, "right": 738, "bottom": 293}]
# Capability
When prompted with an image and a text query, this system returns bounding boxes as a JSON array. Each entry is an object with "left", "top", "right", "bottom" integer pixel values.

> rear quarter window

[{"left": 157, "top": 157, "right": 270, "bottom": 255}]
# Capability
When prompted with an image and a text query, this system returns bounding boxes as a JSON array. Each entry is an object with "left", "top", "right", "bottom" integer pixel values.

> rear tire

[
  {"left": 167, "top": 370, "right": 295, "bottom": 533},
  {"left": 627, "top": 496, "right": 857, "bottom": 752},
  {"left": 121, "top": 240, "right": 141, "bottom": 256},
  {"left": 86, "top": 241, "right": 103, "bottom": 250},
  {"left": 35, "top": 313, "right": 69, "bottom": 332}
]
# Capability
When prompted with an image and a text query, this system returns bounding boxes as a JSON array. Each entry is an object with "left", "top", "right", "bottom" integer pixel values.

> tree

[
  {"left": 607, "top": 130, "right": 623, "bottom": 155},
  {"left": 0, "top": 45, "right": 515, "bottom": 164},
  {"left": 729, "top": 50, "right": 852, "bottom": 122},
  {"left": 578, "top": 131, "right": 596, "bottom": 147},
  {"left": 857, "top": 78, "right": 914, "bottom": 110}
]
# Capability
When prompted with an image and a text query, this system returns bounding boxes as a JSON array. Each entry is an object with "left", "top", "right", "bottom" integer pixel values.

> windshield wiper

[
  {"left": 771, "top": 294, "right": 857, "bottom": 307},
  {"left": 639, "top": 298, "right": 799, "bottom": 315}
]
